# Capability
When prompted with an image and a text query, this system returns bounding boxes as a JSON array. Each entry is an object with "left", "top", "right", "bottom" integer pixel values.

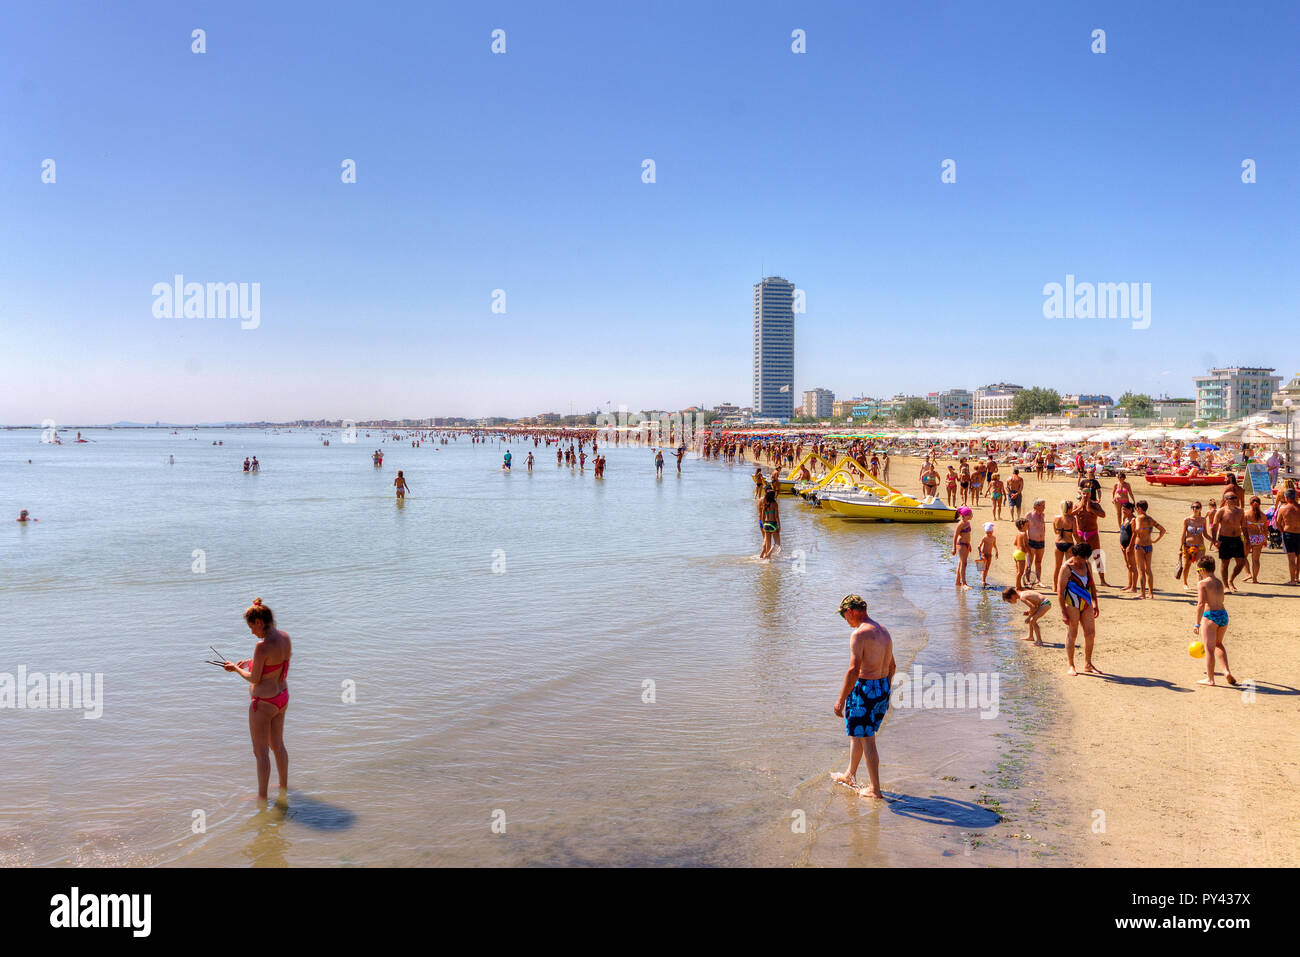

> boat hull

[
  {"left": 821, "top": 497, "right": 958, "bottom": 522},
  {"left": 1144, "top": 474, "right": 1228, "bottom": 486}
]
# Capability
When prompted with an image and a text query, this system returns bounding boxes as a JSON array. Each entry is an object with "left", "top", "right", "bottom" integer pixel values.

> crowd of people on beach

[{"left": 687, "top": 429, "right": 1299, "bottom": 798}]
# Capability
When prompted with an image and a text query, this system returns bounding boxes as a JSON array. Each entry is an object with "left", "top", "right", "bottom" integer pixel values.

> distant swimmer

[
  {"left": 831, "top": 594, "right": 895, "bottom": 800},
  {"left": 243, "top": 457, "right": 251, "bottom": 472},
  {"left": 16, "top": 509, "right": 36, "bottom": 522},
  {"left": 251, "top": 456, "right": 260, "bottom": 473},
  {"left": 674, "top": 446, "right": 685, "bottom": 473},
  {"left": 394, "top": 470, "right": 411, "bottom": 498},
  {"left": 526, "top": 452, "right": 534, "bottom": 471},
  {"left": 503, "top": 450, "right": 512, "bottom": 470},
  {"left": 654, "top": 449, "right": 664, "bottom": 475},
  {"left": 222, "top": 598, "right": 291, "bottom": 800}
]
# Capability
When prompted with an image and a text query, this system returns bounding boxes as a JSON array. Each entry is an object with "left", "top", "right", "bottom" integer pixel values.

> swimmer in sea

[
  {"left": 503, "top": 450, "right": 512, "bottom": 470},
  {"left": 654, "top": 449, "right": 664, "bottom": 475},
  {"left": 393, "top": 470, "right": 411, "bottom": 498},
  {"left": 1192, "top": 557, "right": 1236, "bottom": 686},
  {"left": 831, "top": 594, "right": 895, "bottom": 800},
  {"left": 223, "top": 598, "right": 291, "bottom": 800},
  {"left": 1001, "top": 586, "right": 1050, "bottom": 645},
  {"left": 526, "top": 452, "right": 534, "bottom": 471}
]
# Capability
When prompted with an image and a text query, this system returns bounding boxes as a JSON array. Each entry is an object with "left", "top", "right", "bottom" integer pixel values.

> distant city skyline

[{"left": 3, "top": 2, "right": 1297, "bottom": 423}]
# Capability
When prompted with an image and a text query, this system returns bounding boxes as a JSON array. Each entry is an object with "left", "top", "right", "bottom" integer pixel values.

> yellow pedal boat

[{"left": 819, "top": 492, "right": 958, "bottom": 523}]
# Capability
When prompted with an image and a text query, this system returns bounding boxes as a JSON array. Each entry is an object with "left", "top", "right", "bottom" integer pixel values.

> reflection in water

[{"left": 242, "top": 801, "right": 289, "bottom": 868}]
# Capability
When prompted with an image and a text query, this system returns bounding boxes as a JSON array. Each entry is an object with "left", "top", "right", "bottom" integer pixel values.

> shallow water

[{"left": 0, "top": 429, "right": 1060, "bottom": 866}]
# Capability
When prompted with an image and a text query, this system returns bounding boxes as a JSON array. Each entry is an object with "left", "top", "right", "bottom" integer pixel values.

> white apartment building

[
  {"left": 801, "top": 387, "right": 834, "bottom": 418},
  {"left": 1194, "top": 367, "right": 1281, "bottom": 421},
  {"left": 973, "top": 383, "right": 1024, "bottom": 423}
]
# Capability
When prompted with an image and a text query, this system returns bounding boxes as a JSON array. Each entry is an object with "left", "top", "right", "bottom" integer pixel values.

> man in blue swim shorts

[{"left": 831, "top": 594, "right": 896, "bottom": 799}]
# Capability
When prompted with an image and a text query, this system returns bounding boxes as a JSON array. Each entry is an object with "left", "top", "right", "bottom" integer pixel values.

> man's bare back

[{"left": 852, "top": 619, "right": 894, "bottom": 679}]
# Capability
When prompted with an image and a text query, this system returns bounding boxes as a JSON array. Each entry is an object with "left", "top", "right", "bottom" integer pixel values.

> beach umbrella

[{"left": 1197, "top": 428, "right": 1235, "bottom": 442}]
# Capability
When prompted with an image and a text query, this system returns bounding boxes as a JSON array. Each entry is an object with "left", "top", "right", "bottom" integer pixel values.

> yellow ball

[{"left": 1188, "top": 641, "right": 1206, "bottom": 659}]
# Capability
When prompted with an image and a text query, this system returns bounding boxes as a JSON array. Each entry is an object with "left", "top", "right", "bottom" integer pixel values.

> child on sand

[
  {"left": 1011, "top": 518, "right": 1029, "bottom": 589},
  {"left": 1193, "top": 557, "right": 1237, "bottom": 687},
  {"left": 977, "top": 522, "right": 999, "bottom": 588},
  {"left": 1001, "top": 586, "right": 1050, "bottom": 645}
]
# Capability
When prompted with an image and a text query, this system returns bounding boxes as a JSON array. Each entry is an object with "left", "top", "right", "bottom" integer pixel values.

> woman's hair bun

[{"left": 252, "top": 598, "right": 263, "bottom": 606}]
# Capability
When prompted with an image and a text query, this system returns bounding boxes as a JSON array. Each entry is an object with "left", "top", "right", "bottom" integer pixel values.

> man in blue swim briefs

[{"left": 831, "top": 594, "right": 896, "bottom": 799}]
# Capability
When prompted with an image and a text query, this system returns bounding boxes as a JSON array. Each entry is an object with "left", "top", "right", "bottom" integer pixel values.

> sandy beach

[{"left": 878, "top": 455, "right": 1300, "bottom": 866}]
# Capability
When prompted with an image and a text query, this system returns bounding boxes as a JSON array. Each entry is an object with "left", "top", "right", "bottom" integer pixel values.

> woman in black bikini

[
  {"left": 1118, "top": 501, "right": 1137, "bottom": 593},
  {"left": 1052, "top": 500, "right": 1076, "bottom": 589}
]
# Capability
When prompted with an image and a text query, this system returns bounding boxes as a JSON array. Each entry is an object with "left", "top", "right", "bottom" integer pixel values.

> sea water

[{"left": 0, "top": 429, "right": 1052, "bottom": 866}]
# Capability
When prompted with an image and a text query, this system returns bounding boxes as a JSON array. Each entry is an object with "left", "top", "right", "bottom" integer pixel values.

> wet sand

[{"left": 877, "top": 454, "right": 1300, "bottom": 865}]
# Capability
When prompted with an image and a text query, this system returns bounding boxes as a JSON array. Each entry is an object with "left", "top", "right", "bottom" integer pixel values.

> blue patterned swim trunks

[{"left": 845, "top": 677, "right": 891, "bottom": 738}]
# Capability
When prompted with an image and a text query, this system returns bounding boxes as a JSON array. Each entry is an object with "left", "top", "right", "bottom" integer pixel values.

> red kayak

[{"left": 1144, "top": 473, "right": 1228, "bottom": 486}]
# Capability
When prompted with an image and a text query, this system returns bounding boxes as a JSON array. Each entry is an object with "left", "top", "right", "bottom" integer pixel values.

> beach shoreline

[{"left": 875, "top": 454, "right": 1300, "bottom": 866}]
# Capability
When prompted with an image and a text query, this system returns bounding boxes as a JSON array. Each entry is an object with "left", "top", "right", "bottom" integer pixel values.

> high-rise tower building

[{"left": 753, "top": 277, "right": 794, "bottom": 420}]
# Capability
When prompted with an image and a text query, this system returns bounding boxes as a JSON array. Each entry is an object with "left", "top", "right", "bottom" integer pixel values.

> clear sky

[{"left": 2, "top": 0, "right": 1297, "bottom": 423}]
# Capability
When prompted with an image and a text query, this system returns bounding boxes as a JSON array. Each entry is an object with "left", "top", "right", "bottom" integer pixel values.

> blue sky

[{"left": 1, "top": 0, "right": 1296, "bottom": 423}]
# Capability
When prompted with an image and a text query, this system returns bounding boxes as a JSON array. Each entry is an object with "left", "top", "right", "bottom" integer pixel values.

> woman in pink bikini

[{"left": 225, "top": 598, "right": 291, "bottom": 799}]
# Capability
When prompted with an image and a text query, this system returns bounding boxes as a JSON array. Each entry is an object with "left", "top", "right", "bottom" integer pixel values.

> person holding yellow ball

[{"left": 1192, "top": 557, "right": 1237, "bottom": 687}]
